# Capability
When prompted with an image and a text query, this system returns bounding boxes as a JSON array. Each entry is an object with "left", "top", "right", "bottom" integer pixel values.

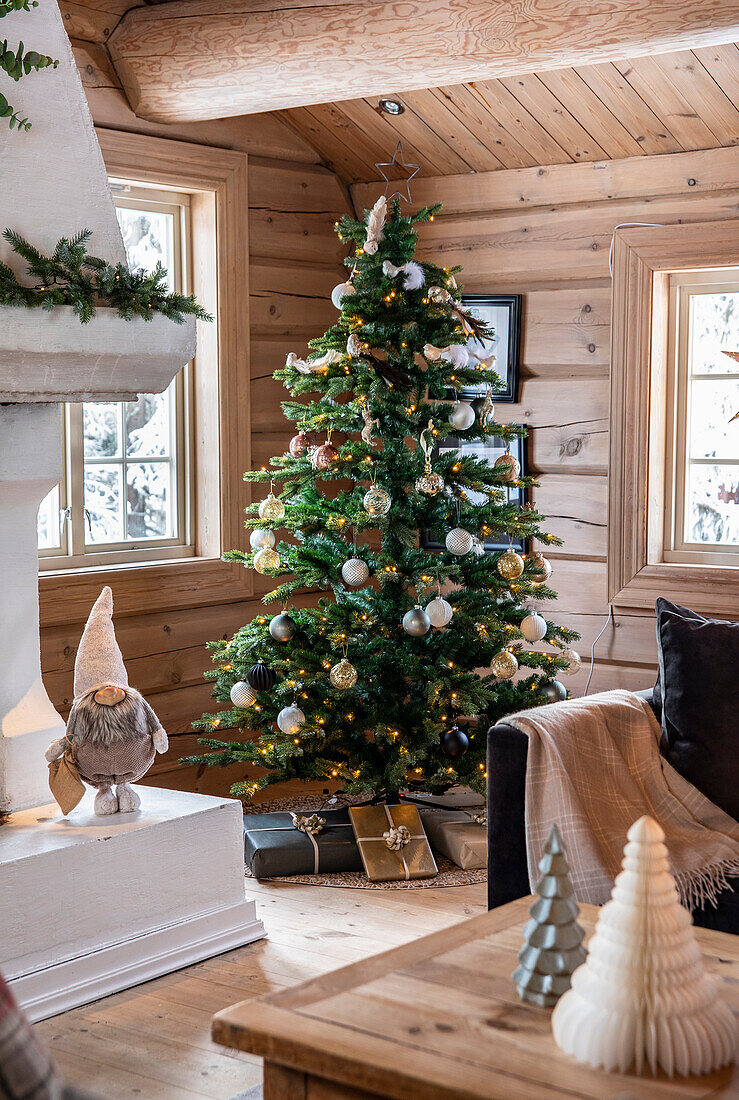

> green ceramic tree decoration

[{"left": 513, "top": 824, "right": 587, "bottom": 1007}]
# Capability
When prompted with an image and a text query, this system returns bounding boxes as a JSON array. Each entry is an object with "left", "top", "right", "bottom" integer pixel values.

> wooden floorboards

[{"left": 35, "top": 878, "right": 487, "bottom": 1099}]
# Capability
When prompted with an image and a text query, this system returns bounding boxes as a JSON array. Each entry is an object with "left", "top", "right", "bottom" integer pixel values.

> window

[
  {"left": 665, "top": 271, "right": 739, "bottom": 567},
  {"left": 38, "top": 184, "right": 194, "bottom": 569}
]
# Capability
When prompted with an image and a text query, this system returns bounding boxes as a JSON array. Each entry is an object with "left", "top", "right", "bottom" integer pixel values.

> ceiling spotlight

[{"left": 378, "top": 99, "right": 405, "bottom": 116}]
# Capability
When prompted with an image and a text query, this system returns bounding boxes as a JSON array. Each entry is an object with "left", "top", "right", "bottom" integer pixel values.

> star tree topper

[{"left": 375, "top": 140, "right": 420, "bottom": 204}]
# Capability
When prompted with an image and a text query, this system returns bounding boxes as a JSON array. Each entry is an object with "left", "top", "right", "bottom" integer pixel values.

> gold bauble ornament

[
  {"left": 528, "top": 552, "right": 553, "bottom": 586},
  {"left": 491, "top": 649, "right": 519, "bottom": 680},
  {"left": 253, "top": 546, "right": 280, "bottom": 574},
  {"left": 494, "top": 452, "right": 521, "bottom": 482},
  {"left": 330, "top": 657, "right": 358, "bottom": 689},
  {"left": 259, "top": 493, "right": 285, "bottom": 522},
  {"left": 415, "top": 469, "right": 444, "bottom": 496},
  {"left": 363, "top": 486, "right": 391, "bottom": 516},
  {"left": 497, "top": 549, "right": 525, "bottom": 580}
]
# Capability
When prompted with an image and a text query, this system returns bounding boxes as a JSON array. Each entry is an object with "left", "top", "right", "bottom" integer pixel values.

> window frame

[
  {"left": 608, "top": 220, "right": 739, "bottom": 616},
  {"left": 39, "top": 130, "right": 253, "bottom": 628},
  {"left": 664, "top": 268, "right": 739, "bottom": 569},
  {"left": 40, "top": 184, "right": 195, "bottom": 569}
]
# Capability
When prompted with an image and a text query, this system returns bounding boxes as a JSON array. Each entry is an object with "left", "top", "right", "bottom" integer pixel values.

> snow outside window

[{"left": 38, "top": 184, "right": 194, "bottom": 569}]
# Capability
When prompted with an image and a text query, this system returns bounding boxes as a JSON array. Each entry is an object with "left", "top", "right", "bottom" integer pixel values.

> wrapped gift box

[
  {"left": 243, "top": 808, "right": 363, "bottom": 879},
  {"left": 420, "top": 808, "right": 487, "bottom": 870},
  {"left": 348, "top": 804, "right": 437, "bottom": 882}
]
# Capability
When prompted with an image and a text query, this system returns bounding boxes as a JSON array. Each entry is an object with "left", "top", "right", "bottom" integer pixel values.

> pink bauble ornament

[
  {"left": 289, "top": 431, "right": 310, "bottom": 457},
  {"left": 312, "top": 443, "right": 339, "bottom": 470}
]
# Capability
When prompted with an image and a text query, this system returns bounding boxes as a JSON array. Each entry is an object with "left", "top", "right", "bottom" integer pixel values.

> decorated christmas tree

[
  {"left": 513, "top": 824, "right": 587, "bottom": 1007},
  {"left": 185, "top": 195, "right": 579, "bottom": 800}
]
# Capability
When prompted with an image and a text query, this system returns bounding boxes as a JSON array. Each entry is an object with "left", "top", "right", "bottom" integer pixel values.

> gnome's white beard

[{"left": 70, "top": 687, "right": 147, "bottom": 746}]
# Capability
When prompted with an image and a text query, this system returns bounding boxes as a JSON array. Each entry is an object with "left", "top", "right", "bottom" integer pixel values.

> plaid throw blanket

[
  {"left": 0, "top": 974, "right": 61, "bottom": 1100},
  {"left": 505, "top": 689, "right": 739, "bottom": 909}
]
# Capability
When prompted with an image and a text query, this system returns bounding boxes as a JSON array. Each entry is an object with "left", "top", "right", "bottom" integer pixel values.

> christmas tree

[
  {"left": 184, "top": 196, "right": 579, "bottom": 801},
  {"left": 513, "top": 824, "right": 587, "bottom": 1007}
]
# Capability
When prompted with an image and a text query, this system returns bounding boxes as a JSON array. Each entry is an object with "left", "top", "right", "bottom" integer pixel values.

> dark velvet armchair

[{"left": 486, "top": 688, "right": 738, "bottom": 934}]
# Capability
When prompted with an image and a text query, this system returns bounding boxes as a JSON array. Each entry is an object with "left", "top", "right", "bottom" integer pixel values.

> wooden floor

[{"left": 35, "top": 877, "right": 487, "bottom": 1099}]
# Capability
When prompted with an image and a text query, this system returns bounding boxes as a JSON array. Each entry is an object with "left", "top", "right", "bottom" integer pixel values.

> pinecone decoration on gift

[{"left": 513, "top": 824, "right": 587, "bottom": 1008}]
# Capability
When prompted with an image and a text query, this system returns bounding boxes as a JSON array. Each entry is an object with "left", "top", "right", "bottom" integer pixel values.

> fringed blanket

[{"left": 504, "top": 689, "right": 739, "bottom": 910}]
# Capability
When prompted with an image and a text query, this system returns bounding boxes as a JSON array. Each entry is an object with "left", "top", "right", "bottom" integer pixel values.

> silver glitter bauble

[
  {"left": 331, "top": 281, "right": 356, "bottom": 309},
  {"left": 403, "top": 605, "right": 431, "bottom": 637},
  {"left": 426, "top": 596, "right": 453, "bottom": 628},
  {"left": 250, "top": 528, "right": 275, "bottom": 550},
  {"left": 520, "top": 611, "right": 548, "bottom": 642},
  {"left": 445, "top": 527, "right": 474, "bottom": 556},
  {"left": 253, "top": 546, "right": 280, "bottom": 574},
  {"left": 230, "top": 681, "right": 257, "bottom": 708},
  {"left": 341, "top": 557, "right": 370, "bottom": 586},
  {"left": 491, "top": 649, "right": 519, "bottom": 680},
  {"left": 363, "top": 486, "right": 391, "bottom": 516},
  {"left": 539, "top": 680, "right": 567, "bottom": 703},
  {"left": 559, "top": 648, "right": 582, "bottom": 678},
  {"left": 528, "top": 552, "right": 553, "bottom": 586},
  {"left": 330, "top": 658, "right": 358, "bottom": 689},
  {"left": 259, "top": 493, "right": 285, "bottom": 522},
  {"left": 494, "top": 453, "right": 521, "bottom": 482},
  {"left": 415, "top": 470, "right": 444, "bottom": 496},
  {"left": 497, "top": 549, "right": 525, "bottom": 580},
  {"left": 277, "top": 704, "right": 306, "bottom": 734},
  {"left": 269, "top": 613, "right": 297, "bottom": 642},
  {"left": 449, "top": 401, "right": 476, "bottom": 431}
]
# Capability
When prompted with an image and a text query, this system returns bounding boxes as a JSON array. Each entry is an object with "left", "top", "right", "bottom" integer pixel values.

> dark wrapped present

[{"left": 243, "top": 807, "right": 363, "bottom": 879}]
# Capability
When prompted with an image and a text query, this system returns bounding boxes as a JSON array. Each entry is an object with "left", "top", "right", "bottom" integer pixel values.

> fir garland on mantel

[{"left": 0, "top": 229, "right": 213, "bottom": 324}]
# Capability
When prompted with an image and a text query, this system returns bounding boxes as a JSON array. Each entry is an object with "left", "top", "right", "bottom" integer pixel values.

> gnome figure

[{"left": 45, "top": 586, "right": 168, "bottom": 816}]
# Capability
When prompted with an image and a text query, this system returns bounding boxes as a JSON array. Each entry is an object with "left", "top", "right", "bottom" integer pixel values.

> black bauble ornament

[
  {"left": 440, "top": 725, "right": 469, "bottom": 759},
  {"left": 269, "top": 613, "right": 297, "bottom": 642},
  {"left": 538, "top": 679, "right": 567, "bottom": 703},
  {"left": 247, "top": 661, "right": 275, "bottom": 691}
]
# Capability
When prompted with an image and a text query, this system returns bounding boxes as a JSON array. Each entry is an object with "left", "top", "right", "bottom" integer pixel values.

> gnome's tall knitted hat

[{"left": 73, "top": 586, "right": 129, "bottom": 698}]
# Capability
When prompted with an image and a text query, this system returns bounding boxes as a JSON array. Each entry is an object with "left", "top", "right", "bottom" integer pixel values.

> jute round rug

[{"left": 245, "top": 793, "right": 487, "bottom": 889}]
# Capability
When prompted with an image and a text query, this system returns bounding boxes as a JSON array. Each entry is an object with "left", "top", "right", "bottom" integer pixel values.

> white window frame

[
  {"left": 39, "top": 183, "right": 196, "bottom": 571},
  {"left": 664, "top": 268, "right": 739, "bottom": 569}
]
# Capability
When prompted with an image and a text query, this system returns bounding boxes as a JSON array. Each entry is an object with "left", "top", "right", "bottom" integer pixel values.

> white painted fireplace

[{"left": 0, "top": 0, "right": 264, "bottom": 1021}]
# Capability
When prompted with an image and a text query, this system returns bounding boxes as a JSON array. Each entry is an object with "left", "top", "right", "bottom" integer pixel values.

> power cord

[
  {"left": 584, "top": 604, "right": 615, "bottom": 696},
  {"left": 608, "top": 223, "right": 666, "bottom": 276}
]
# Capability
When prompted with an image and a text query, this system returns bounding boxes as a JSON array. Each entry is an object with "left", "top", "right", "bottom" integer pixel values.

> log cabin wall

[
  {"left": 350, "top": 147, "right": 739, "bottom": 697},
  {"left": 39, "top": 31, "right": 351, "bottom": 796}
]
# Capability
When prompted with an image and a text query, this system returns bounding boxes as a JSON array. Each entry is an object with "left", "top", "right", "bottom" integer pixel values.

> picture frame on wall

[
  {"left": 420, "top": 431, "right": 527, "bottom": 553},
  {"left": 461, "top": 294, "right": 521, "bottom": 404}
]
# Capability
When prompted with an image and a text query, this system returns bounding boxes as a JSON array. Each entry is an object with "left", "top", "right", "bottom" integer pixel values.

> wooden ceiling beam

[{"left": 107, "top": 0, "right": 739, "bottom": 123}]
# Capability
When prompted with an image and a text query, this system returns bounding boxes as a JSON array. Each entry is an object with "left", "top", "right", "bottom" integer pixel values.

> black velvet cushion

[{"left": 656, "top": 597, "right": 739, "bottom": 821}]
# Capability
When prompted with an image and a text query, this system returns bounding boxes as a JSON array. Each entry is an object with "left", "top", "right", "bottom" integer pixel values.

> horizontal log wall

[
  {"left": 40, "top": 73, "right": 349, "bottom": 799},
  {"left": 353, "top": 147, "right": 739, "bottom": 696}
]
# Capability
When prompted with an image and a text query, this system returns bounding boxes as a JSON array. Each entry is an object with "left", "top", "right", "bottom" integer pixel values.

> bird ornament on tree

[{"left": 45, "top": 586, "right": 168, "bottom": 816}]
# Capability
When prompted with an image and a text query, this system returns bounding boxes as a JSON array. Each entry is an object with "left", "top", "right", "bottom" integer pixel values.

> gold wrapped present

[
  {"left": 348, "top": 804, "right": 437, "bottom": 882},
  {"left": 420, "top": 808, "right": 487, "bottom": 870}
]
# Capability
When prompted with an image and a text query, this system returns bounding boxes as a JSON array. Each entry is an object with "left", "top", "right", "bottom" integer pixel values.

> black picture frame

[
  {"left": 461, "top": 293, "right": 521, "bottom": 404},
  {"left": 419, "top": 431, "right": 527, "bottom": 554}
]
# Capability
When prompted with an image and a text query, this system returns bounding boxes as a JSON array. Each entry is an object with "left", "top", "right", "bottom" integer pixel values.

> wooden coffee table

[{"left": 213, "top": 897, "right": 738, "bottom": 1099}]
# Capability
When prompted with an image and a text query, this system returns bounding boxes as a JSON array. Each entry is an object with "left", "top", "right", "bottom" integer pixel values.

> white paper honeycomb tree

[{"left": 552, "top": 815, "right": 736, "bottom": 1077}]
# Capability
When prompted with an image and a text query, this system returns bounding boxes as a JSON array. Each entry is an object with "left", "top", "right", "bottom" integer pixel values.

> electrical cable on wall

[
  {"left": 608, "top": 223, "right": 666, "bottom": 276},
  {"left": 584, "top": 605, "right": 615, "bottom": 696}
]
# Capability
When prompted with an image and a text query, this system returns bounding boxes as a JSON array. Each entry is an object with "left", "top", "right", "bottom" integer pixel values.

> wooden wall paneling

[
  {"left": 651, "top": 51, "right": 739, "bottom": 146},
  {"left": 534, "top": 473, "right": 607, "bottom": 559},
  {"left": 398, "top": 89, "right": 506, "bottom": 173},
  {"left": 466, "top": 79, "right": 569, "bottom": 167},
  {"left": 547, "top": 610, "right": 657, "bottom": 667},
  {"left": 431, "top": 84, "right": 538, "bottom": 170},
  {"left": 61, "top": 0, "right": 138, "bottom": 43},
  {"left": 571, "top": 62, "right": 683, "bottom": 155},
  {"left": 498, "top": 73, "right": 610, "bottom": 162},
  {"left": 612, "top": 56, "right": 723, "bottom": 150},
  {"left": 520, "top": 288, "right": 611, "bottom": 370},
  {"left": 693, "top": 43, "right": 739, "bottom": 108},
  {"left": 533, "top": 69, "right": 646, "bottom": 160}
]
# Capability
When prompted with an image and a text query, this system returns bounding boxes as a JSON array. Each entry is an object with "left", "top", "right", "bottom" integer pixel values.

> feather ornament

[{"left": 364, "top": 196, "right": 387, "bottom": 255}]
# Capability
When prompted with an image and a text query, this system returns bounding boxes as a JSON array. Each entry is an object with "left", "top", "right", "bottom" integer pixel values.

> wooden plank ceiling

[{"left": 278, "top": 43, "right": 739, "bottom": 183}]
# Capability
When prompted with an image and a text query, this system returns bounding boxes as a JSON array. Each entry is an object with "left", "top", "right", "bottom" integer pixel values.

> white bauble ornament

[
  {"left": 341, "top": 557, "right": 370, "bottom": 586},
  {"left": 491, "top": 650, "right": 518, "bottom": 679},
  {"left": 559, "top": 648, "right": 582, "bottom": 677},
  {"left": 250, "top": 528, "right": 275, "bottom": 550},
  {"left": 402, "top": 605, "right": 431, "bottom": 637},
  {"left": 230, "top": 681, "right": 257, "bottom": 708},
  {"left": 552, "top": 816, "right": 736, "bottom": 1078},
  {"left": 253, "top": 547, "right": 280, "bottom": 574},
  {"left": 363, "top": 486, "right": 391, "bottom": 516},
  {"left": 277, "top": 704, "right": 306, "bottom": 735},
  {"left": 259, "top": 493, "right": 285, "bottom": 522},
  {"left": 445, "top": 528, "right": 473, "bottom": 556},
  {"left": 449, "top": 401, "right": 476, "bottom": 431},
  {"left": 331, "top": 281, "right": 356, "bottom": 309},
  {"left": 520, "top": 611, "right": 548, "bottom": 643},
  {"left": 426, "top": 597, "right": 453, "bottom": 628}
]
